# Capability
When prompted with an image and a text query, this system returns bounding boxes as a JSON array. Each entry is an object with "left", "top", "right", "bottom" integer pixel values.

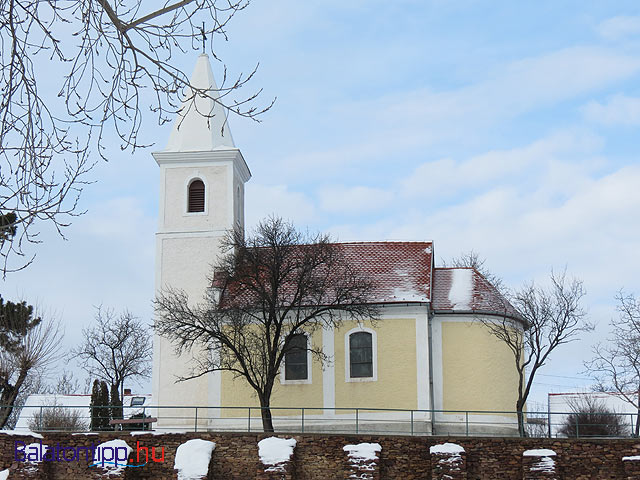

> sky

[{"left": 2, "top": 0, "right": 640, "bottom": 407}]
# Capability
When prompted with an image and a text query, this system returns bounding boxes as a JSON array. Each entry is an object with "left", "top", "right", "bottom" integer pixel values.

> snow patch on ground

[
  {"left": 523, "top": 449, "right": 556, "bottom": 473},
  {"left": 93, "top": 439, "right": 132, "bottom": 475},
  {"left": 131, "top": 430, "right": 181, "bottom": 436},
  {"left": 430, "top": 443, "right": 465, "bottom": 455},
  {"left": 343, "top": 443, "right": 381, "bottom": 461},
  {"left": 174, "top": 439, "right": 216, "bottom": 480},
  {"left": 344, "top": 443, "right": 381, "bottom": 478},
  {"left": 523, "top": 449, "right": 556, "bottom": 457},
  {"left": 623, "top": 455, "right": 640, "bottom": 461},
  {"left": 448, "top": 269, "right": 473, "bottom": 309},
  {"left": 258, "top": 437, "right": 296, "bottom": 472},
  {"left": 0, "top": 430, "right": 43, "bottom": 439},
  {"left": 24, "top": 443, "right": 49, "bottom": 463}
]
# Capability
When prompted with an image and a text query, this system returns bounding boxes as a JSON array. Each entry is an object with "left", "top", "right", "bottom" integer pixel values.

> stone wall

[{"left": 2, "top": 431, "right": 640, "bottom": 479}]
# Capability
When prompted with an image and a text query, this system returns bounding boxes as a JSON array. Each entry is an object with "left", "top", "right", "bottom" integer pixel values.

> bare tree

[
  {"left": 0, "top": 317, "right": 64, "bottom": 428},
  {"left": 585, "top": 291, "right": 640, "bottom": 436},
  {"left": 0, "top": 0, "right": 272, "bottom": 272},
  {"left": 72, "top": 307, "right": 152, "bottom": 411},
  {"left": 154, "top": 217, "right": 379, "bottom": 432},
  {"left": 482, "top": 270, "right": 591, "bottom": 436}
]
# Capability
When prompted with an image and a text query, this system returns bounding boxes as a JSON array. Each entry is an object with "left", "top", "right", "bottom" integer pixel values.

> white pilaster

[{"left": 322, "top": 326, "right": 335, "bottom": 416}]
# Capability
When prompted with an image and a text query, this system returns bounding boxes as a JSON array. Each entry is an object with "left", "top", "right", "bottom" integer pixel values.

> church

[{"left": 151, "top": 54, "right": 524, "bottom": 435}]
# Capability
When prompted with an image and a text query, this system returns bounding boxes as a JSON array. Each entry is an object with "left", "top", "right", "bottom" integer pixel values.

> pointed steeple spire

[{"left": 163, "top": 54, "right": 236, "bottom": 152}]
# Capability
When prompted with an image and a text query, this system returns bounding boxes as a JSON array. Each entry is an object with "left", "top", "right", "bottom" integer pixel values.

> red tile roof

[
  {"left": 336, "top": 241, "right": 433, "bottom": 303},
  {"left": 432, "top": 267, "right": 521, "bottom": 319},
  {"left": 214, "top": 240, "right": 519, "bottom": 318}
]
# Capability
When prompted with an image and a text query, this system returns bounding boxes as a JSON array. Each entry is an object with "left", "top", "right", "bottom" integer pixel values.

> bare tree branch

[
  {"left": 480, "top": 269, "right": 591, "bottom": 436},
  {"left": 585, "top": 290, "right": 640, "bottom": 435},
  {"left": 0, "top": 315, "right": 64, "bottom": 428},
  {"left": 0, "top": 0, "right": 272, "bottom": 273},
  {"left": 71, "top": 306, "right": 152, "bottom": 402},
  {"left": 154, "top": 217, "right": 380, "bottom": 432}
]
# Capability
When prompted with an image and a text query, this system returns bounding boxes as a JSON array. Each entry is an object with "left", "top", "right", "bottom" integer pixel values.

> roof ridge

[
  {"left": 434, "top": 266, "right": 474, "bottom": 270},
  {"left": 333, "top": 240, "right": 432, "bottom": 245}
]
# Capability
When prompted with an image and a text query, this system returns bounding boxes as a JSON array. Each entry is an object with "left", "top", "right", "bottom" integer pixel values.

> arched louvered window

[
  {"left": 349, "top": 331, "right": 373, "bottom": 378},
  {"left": 285, "top": 333, "right": 308, "bottom": 381},
  {"left": 188, "top": 179, "right": 205, "bottom": 213}
]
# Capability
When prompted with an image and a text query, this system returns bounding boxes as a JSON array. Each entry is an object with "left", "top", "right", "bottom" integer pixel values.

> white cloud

[
  {"left": 318, "top": 185, "right": 393, "bottom": 214},
  {"left": 583, "top": 94, "right": 640, "bottom": 126},
  {"left": 401, "top": 130, "right": 604, "bottom": 200},
  {"left": 245, "top": 183, "right": 316, "bottom": 228},
  {"left": 597, "top": 16, "right": 640, "bottom": 40},
  {"left": 274, "top": 46, "right": 640, "bottom": 183}
]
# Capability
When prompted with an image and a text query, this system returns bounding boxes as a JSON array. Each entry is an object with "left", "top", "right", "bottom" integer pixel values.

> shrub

[
  {"left": 558, "top": 395, "right": 629, "bottom": 438},
  {"left": 29, "top": 402, "right": 88, "bottom": 432}
]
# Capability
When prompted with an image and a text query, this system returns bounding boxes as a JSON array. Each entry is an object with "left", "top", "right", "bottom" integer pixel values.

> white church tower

[{"left": 151, "top": 54, "right": 250, "bottom": 421}]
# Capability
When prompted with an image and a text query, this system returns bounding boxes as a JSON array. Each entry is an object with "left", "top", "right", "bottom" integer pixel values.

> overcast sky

[{"left": 2, "top": 1, "right": 640, "bottom": 406}]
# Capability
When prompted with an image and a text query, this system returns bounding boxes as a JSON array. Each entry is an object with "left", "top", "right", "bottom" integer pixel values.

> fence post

[
  {"left": 410, "top": 410, "right": 414, "bottom": 436},
  {"left": 194, "top": 407, "right": 198, "bottom": 432},
  {"left": 575, "top": 414, "right": 579, "bottom": 438},
  {"left": 248, "top": 407, "right": 251, "bottom": 432},
  {"left": 355, "top": 409, "right": 359, "bottom": 434},
  {"left": 301, "top": 408, "right": 304, "bottom": 433},
  {"left": 39, "top": 406, "right": 43, "bottom": 432},
  {"left": 465, "top": 411, "right": 469, "bottom": 436}
]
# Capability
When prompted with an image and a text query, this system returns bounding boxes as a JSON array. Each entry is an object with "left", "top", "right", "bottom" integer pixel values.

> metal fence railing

[{"left": 6, "top": 404, "right": 640, "bottom": 438}]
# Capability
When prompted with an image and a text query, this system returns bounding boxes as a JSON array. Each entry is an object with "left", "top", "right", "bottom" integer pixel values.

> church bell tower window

[{"left": 188, "top": 179, "right": 205, "bottom": 212}]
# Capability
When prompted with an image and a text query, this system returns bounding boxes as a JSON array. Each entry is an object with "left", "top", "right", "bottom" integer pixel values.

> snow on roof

[
  {"left": 258, "top": 437, "right": 296, "bottom": 466},
  {"left": 174, "top": 439, "right": 216, "bottom": 480},
  {"left": 448, "top": 268, "right": 472, "bottom": 309},
  {"left": 432, "top": 267, "right": 521, "bottom": 319},
  {"left": 339, "top": 242, "right": 432, "bottom": 303},
  {"left": 343, "top": 443, "right": 381, "bottom": 461},
  {"left": 430, "top": 443, "right": 465, "bottom": 455},
  {"left": 215, "top": 241, "right": 433, "bottom": 306}
]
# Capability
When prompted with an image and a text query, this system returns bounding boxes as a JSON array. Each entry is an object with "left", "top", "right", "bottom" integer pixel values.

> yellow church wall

[
  {"left": 441, "top": 321, "right": 518, "bottom": 413},
  {"left": 334, "top": 318, "right": 418, "bottom": 410},
  {"left": 220, "top": 329, "right": 324, "bottom": 417}
]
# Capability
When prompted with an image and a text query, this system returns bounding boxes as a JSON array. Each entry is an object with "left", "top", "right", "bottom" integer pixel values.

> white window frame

[
  {"left": 280, "top": 332, "right": 313, "bottom": 385},
  {"left": 345, "top": 326, "right": 377, "bottom": 382},
  {"left": 184, "top": 175, "right": 208, "bottom": 216}
]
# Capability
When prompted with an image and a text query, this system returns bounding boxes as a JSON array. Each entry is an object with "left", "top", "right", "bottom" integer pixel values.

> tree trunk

[
  {"left": 0, "top": 367, "right": 29, "bottom": 428},
  {"left": 636, "top": 390, "right": 640, "bottom": 437},
  {"left": 259, "top": 397, "right": 274, "bottom": 432},
  {"left": 516, "top": 399, "right": 527, "bottom": 437}
]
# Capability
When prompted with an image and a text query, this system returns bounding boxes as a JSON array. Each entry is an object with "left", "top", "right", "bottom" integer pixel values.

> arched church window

[
  {"left": 349, "top": 331, "right": 373, "bottom": 378},
  {"left": 284, "top": 333, "right": 308, "bottom": 381},
  {"left": 188, "top": 179, "right": 205, "bottom": 213}
]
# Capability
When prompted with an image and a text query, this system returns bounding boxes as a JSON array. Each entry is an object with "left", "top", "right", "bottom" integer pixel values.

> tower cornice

[{"left": 152, "top": 148, "right": 251, "bottom": 183}]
